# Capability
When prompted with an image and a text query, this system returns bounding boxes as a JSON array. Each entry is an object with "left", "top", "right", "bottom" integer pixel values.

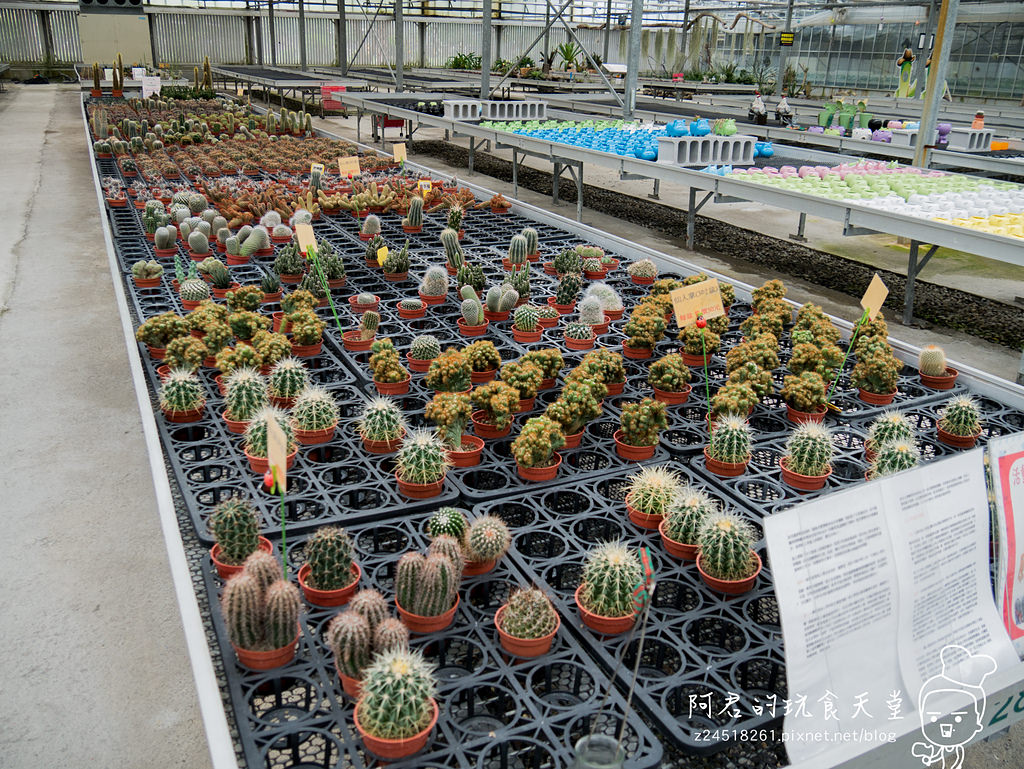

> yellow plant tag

[
  {"left": 310, "top": 162, "right": 325, "bottom": 176},
  {"left": 860, "top": 273, "right": 889, "bottom": 320},
  {"left": 338, "top": 156, "right": 361, "bottom": 177},
  {"left": 295, "top": 223, "right": 316, "bottom": 255},
  {"left": 669, "top": 278, "right": 725, "bottom": 327},
  {"left": 376, "top": 246, "right": 388, "bottom": 267},
  {"left": 418, "top": 180, "right": 432, "bottom": 193},
  {"left": 266, "top": 418, "right": 288, "bottom": 493}
]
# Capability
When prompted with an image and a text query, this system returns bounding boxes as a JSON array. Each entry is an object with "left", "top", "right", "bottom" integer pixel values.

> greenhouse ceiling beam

[{"left": 541, "top": 0, "right": 622, "bottom": 105}]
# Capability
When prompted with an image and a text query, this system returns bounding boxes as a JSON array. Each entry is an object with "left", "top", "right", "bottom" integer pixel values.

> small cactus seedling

[
  {"left": 357, "top": 396, "right": 407, "bottom": 443},
  {"left": 304, "top": 525, "right": 355, "bottom": 590},
  {"left": 867, "top": 410, "right": 915, "bottom": 447},
  {"left": 500, "top": 587, "right": 558, "bottom": 639},
  {"left": 426, "top": 507, "right": 469, "bottom": 543},
  {"left": 784, "top": 422, "right": 834, "bottom": 477},
  {"left": 465, "top": 515, "right": 511, "bottom": 562},
  {"left": 395, "top": 429, "right": 451, "bottom": 485},
  {"left": 579, "top": 542, "right": 642, "bottom": 618},
  {"left": 419, "top": 266, "right": 449, "bottom": 297},
  {"left": 938, "top": 395, "right": 981, "bottom": 437},
  {"left": 565, "top": 322, "right": 593, "bottom": 341},
  {"left": 663, "top": 487, "right": 719, "bottom": 544},
  {"left": 698, "top": 511, "right": 758, "bottom": 582},
  {"left": 626, "top": 465, "right": 683, "bottom": 517},
  {"left": 357, "top": 649, "right": 437, "bottom": 740}
]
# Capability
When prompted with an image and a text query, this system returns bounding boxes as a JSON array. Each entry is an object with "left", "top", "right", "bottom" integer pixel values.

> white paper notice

[
  {"left": 765, "top": 449, "right": 1016, "bottom": 765},
  {"left": 141, "top": 76, "right": 161, "bottom": 98},
  {"left": 131, "top": 67, "right": 146, "bottom": 81}
]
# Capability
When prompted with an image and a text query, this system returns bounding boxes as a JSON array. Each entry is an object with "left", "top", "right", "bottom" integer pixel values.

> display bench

[{"left": 84, "top": 95, "right": 1024, "bottom": 769}]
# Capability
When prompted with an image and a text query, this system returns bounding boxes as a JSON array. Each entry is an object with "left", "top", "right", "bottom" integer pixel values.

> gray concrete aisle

[{"left": 0, "top": 84, "right": 211, "bottom": 769}]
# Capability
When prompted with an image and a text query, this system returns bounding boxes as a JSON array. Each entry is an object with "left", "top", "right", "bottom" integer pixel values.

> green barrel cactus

[
  {"left": 579, "top": 542, "right": 642, "bottom": 618},
  {"left": 305, "top": 525, "right": 355, "bottom": 590}
]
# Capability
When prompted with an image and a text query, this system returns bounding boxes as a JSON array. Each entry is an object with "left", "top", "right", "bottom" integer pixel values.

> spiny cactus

[
  {"left": 326, "top": 610, "right": 372, "bottom": 678},
  {"left": 160, "top": 370, "right": 205, "bottom": 413},
  {"left": 245, "top": 550, "right": 281, "bottom": 597},
  {"left": 500, "top": 587, "right": 557, "bottom": 639},
  {"left": 619, "top": 398, "right": 668, "bottom": 447},
  {"left": 851, "top": 340, "right": 901, "bottom": 395},
  {"left": 470, "top": 380, "right": 520, "bottom": 429},
  {"left": 374, "top": 617, "right": 410, "bottom": 654},
  {"left": 272, "top": 224, "right": 293, "bottom": 240},
  {"left": 555, "top": 273, "right": 582, "bottom": 306},
  {"left": 499, "top": 360, "right": 544, "bottom": 400},
  {"left": 225, "top": 367, "right": 268, "bottom": 421},
  {"left": 485, "top": 285, "right": 517, "bottom": 312},
  {"left": 240, "top": 226, "right": 271, "bottom": 258},
  {"left": 402, "top": 197, "right": 424, "bottom": 228},
  {"left": 521, "top": 348, "right": 565, "bottom": 379},
  {"left": 869, "top": 439, "right": 921, "bottom": 479},
  {"left": 222, "top": 561, "right": 301, "bottom": 652},
  {"left": 243, "top": 406, "right": 295, "bottom": 458},
  {"left": 425, "top": 391, "right": 472, "bottom": 449},
  {"left": 648, "top": 354, "right": 691, "bottom": 392},
  {"left": 357, "top": 649, "right": 437, "bottom": 740},
  {"left": 508, "top": 234, "right": 528, "bottom": 266},
  {"left": 463, "top": 340, "right": 501, "bottom": 373},
  {"left": 918, "top": 345, "right": 948, "bottom": 377},
  {"left": 580, "top": 542, "right": 642, "bottom": 618},
  {"left": 553, "top": 248, "right": 582, "bottom": 275},
  {"left": 510, "top": 415, "right": 565, "bottom": 469},
  {"left": 707, "top": 414, "right": 751, "bottom": 464},
  {"left": 521, "top": 227, "right": 539, "bottom": 256},
  {"left": 180, "top": 278, "right": 211, "bottom": 302},
  {"left": 409, "top": 334, "right": 441, "bottom": 362},
  {"left": 132, "top": 259, "right": 163, "bottom": 280},
  {"left": 261, "top": 211, "right": 282, "bottom": 229},
  {"left": 265, "top": 580, "right": 302, "bottom": 650},
  {"left": 461, "top": 295, "right": 484, "bottom": 326},
  {"left": 359, "top": 310, "right": 380, "bottom": 341},
  {"left": 663, "top": 487, "right": 719, "bottom": 544},
  {"left": 361, "top": 214, "right": 381, "bottom": 237},
  {"left": 209, "top": 497, "right": 260, "bottom": 565},
  {"left": 505, "top": 265, "right": 530, "bottom": 299},
  {"left": 626, "top": 466, "right": 683, "bottom": 517},
  {"left": 627, "top": 259, "right": 658, "bottom": 279},
  {"left": 399, "top": 298, "right": 424, "bottom": 312},
  {"left": 577, "top": 297, "right": 605, "bottom": 326},
  {"left": 938, "top": 396, "right": 981, "bottom": 437},
  {"left": 545, "top": 380, "right": 603, "bottom": 435},
  {"left": 867, "top": 410, "right": 915, "bottom": 447},
  {"left": 698, "top": 511, "right": 758, "bottom": 582},
  {"left": 268, "top": 358, "right": 309, "bottom": 398},
  {"left": 166, "top": 335, "right": 206, "bottom": 372},
  {"left": 395, "top": 429, "right": 450, "bottom": 484},
  {"left": 349, "top": 588, "right": 390, "bottom": 630},
  {"left": 447, "top": 205, "right": 463, "bottom": 231},
  {"left": 440, "top": 228, "right": 464, "bottom": 270},
  {"left": 305, "top": 526, "right": 354, "bottom": 589},
  {"left": 292, "top": 386, "right": 339, "bottom": 430},
  {"left": 419, "top": 266, "right": 449, "bottom": 297},
  {"left": 427, "top": 534, "right": 466, "bottom": 576},
  {"left": 710, "top": 382, "right": 758, "bottom": 419},
  {"left": 465, "top": 515, "right": 511, "bottom": 562},
  {"left": 513, "top": 304, "right": 540, "bottom": 332},
  {"left": 565, "top": 321, "right": 593, "bottom": 341},
  {"left": 357, "top": 396, "right": 407, "bottom": 442},
  {"left": 427, "top": 507, "right": 468, "bottom": 542},
  {"left": 785, "top": 422, "right": 834, "bottom": 476},
  {"left": 781, "top": 371, "right": 827, "bottom": 413},
  {"left": 584, "top": 282, "right": 623, "bottom": 312},
  {"left": 396, "top": 551, "right": 460, "bottom": 616}
]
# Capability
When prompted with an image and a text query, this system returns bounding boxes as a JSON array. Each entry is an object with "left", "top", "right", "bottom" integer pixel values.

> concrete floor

[
  {"left": 0, "top": 84, "right": 211, "bottom": 769},
  {"left": 0, "top": 82, "right": 1020, "bottom": 769}
]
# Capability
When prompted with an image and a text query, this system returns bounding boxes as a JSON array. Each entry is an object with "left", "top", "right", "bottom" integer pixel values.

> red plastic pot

[
  {"left": 457, "top": 318, "right": 489, "bottom": 337},
  {"left": 233, "top": 631, "right": 300, "bottom": 670},
  {"left": 780, "top": 456, "right": 832, "bottom": 492},
  {"left": 210, "top": 536, "right": 274, "bottom": 579},
  {"left": 604, "top": 308, "right": 624, "bottom": 321},
  {"left": 857, "top": 388, "right": 898, "bottom": 406},
  {"left": 472, "top": 411, "right": 511, "bottom": 439},
  {"left": 920, "top": 367, "right": 959, "bottom": 390},
  {"left": 348, "top": 295, "right": 380, "bottom": 314},
  {"left": 342, "top": 331, "right": 375, "bottom": 352},
  {"left": 564, "top": 333, "right": 596, "bottom": 350},
  {"left": 539, "top": 377, "right": 557, "bottom": 391},
  {"left": 547, "top": 297, "right": 576, "bottom": 315},
  {"left": 605, "top": 381, "right": 625, "bottom": 396},
  {"left": 680, "top": 351, "right": 712, "bottom": 367},
  {"left": 244, "top": 446, "right": 298, "bottom": 474},
  {"left": 297, "top": 562, "right": 360, "bottom": 607},
  {"left": 621, "top": 343, "right": 652, "bottom": 360},
  {"left": 543, "top": 262, "right": 556, "bottom": 275},
  {"left": 134, "top": 276, "right": 162, "bottom": 289},
  {"left": 590, "top": 317, "right": 611, "bottom": 335},
  {"left": 222, "top": 409, "right": 250, "bottom": 435},
  {"left": 517, "top": 396, "right": 536, "bottom": 413},
  {"left": 383, "top": 271, "right": 408, "bottom": 282},
  {"left": 471, "top": 368, "right": 497, "bottom": 385},
  {"left": 937, "top": 426, "right": 981, "bottom": 449},
  {"left": 396, "top": 301, "right": 426, "bottom": 319},
  {"left": 395, "top": 470, "right": 446, "bottom": 499},
  {"left": 291, "top": 341, "right": 323, "bottom": 357},
  {"left": 483, "top": 309, "right": 510, "bottom": 323},
  {"left": 512, "top": 327, "right": 542, "bottom": 343},
  {"left": 294, "top": 422, "right": 338, "bottom": 445},
  {"left": 354, "top": 697, "right": 438, "bottom": 760},
  {"left": 362, "top": 431, "right": 405, "bottom": 454},
  {"left": 516, "top": 452, "right": 562, "bottom": 481},
  {"left": 395, "top": 596, "right": 459, "bottom": 634},
  {"left": 631, "top": 275, "right": 654, "bottom": 285},
  {"left": 145, "top": 344, "right": 167, "bottom": 360},
  {"left": 613, "top": 430, "right": 656, "bottom": 460},
  {"left": 703, "top": 447, "right": 749, "bottom": 478},
  {"left": 625, "top": 495, "right": 663, "bottom": 529},
  {"left": 697, "top": 551, "right": 762, "bottom": 595},
  {"left": 495, "top": 605, "right": 560, "bottom": 658},
  {"left": 463, "top": 558, "right": 498, "bottom": 577},
  {"left": 537, "top": 315, "right": 558, "bottom": 329},
  {"left": 562, "top": 429, "right": 584, "bottom": 449},
  {"left": 419, "top": 291, "right": 446, "bottom": 306},
  {"left": 658, "top": 520, "right": 698, "bottom": 560},
  {"left": 446, "top": 435, "right": 484, "bottom": 467},
  {"left": 163, "top": 405, "right": 204, "bottom": 423},
  {"left": 225, "top": 253, "right": 251, "bottom": 266},
  {"left": 154, "top": 247, "right": 178, "bottom": 259},
  {"left": 375, "top": 375, "right": 411, "bottom": 396},
  {"left": 785, "top": 403, "right": 826, "bottom": 424},
  {"left": 574, "top": 585, "right": 636, "bottom": 635},
  {"left": 338, "top": 670, "right": 362, "bottom": 699},
  {"left": 407, "top": 354, "right": 434, "bottom": 373},
  {"left": 269, "top": 394, "right": 296, "bottom": 410},
  {"left": 652, "top": 384, "right": 691, "bottom": 405}
]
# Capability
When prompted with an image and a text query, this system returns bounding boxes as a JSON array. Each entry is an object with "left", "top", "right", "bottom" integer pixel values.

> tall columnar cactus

[
  {"left": 698, "top": 511, "right": 758, "bottom": 581},
  {"left": 225, "top": 367, "right": 269, "bottom": 421},
  {"left": 269, "top": 358, "right": 310, "bottom": 398},
  {"left": 663, "top": 487, "right": 720, "bottom": 544},
  {"left": 326, "top": 610, "right": 372, "bottom": 678},
  {"left": 159, "top": 370, "right": 205, "bottom": 413},
  {"left": 869, "top": 439, "right": 921, "bottom": 479},
  {"left": 357, "top": 396, "right": 407, "bottom": 442},
  {"left": 447, "top": 206, "right": 463, "bottom": 232},
  {"left": 419, "top": 266, "right": 449, "bottom": 297},
  {"left": 409, "top": 334, "right": 441, "bottom": 361},
  {"left": 240, "top": 227, "right": 271, "bottom": 258},
  {"left": 403, "top": 197, "right": 424, "bottom": 229},
  {"left": 707, "top": 415, "right": 751, "bottom": 463},
  {"left": 428, "top": 534, "right": 466, "bottom": 576},
  {"left": 500, "top": 587, "right": 558, "bottom": 639},
  {"left": 357, "top": 650, "right": 437, "bottom": 740},
  {"left": 305, "top": 526, "right": 355, "bottom": 590},
  {"left": 626, "top": 466, "right": 683, "bottom": 517},
  {"left": 265, "top": 580, "right": 302, "bottom": 650},
  {"left": 465, "top": 515, "right": 511, "bottom": 562},
  {"left": 867, "top": 410, "right": 915, "bottom": 447},
  {"left": 221, "top": 556, "right": 301, "bottom": 652},
  {"left": 555, "top": 273, "right": 582, "bottom": 306},
  {"left": 440, "top": 228, "right": 464, "bottom": 270},
  {"left": 507, "top": 234, "right": 528, "bottom": 266},
  {"left": 521, "top": 227, "right": 539, "bottom": 256},
  {"left": 619, "top": 398, "right": 669, "bottom": 447},
  {"left": 785, "top": 422, "right": 834, "bottom": 477},
  {"left": 396, "top": 552, "right": 460, "bottom": 616},
  {"left": 427, "top": 507, "right": 468, "bottom": 542},
  {"left": 918, "top": 345, "right": 948, "bottom": 377},
  {"left": 244, "top": 550, "right": 281, "bottom": 596},
  {"left": 513, "top": 304, "right": 539, "bottom": 332},
  {"left": 395, "top": 429, "right": 450, "bottom": 484},
  {"left": 461, "top": 295, "right": 484, "bottom": 326},
  {"left": 209, "top": 497, "right": 260, "bottom": 565},
  {"left": 580, "top": 542, "right": 642, "bottom": 618},
  {"left": 221, "top": 573, "right": 265, "bottom": 651},
  {"left": 938, "top": 396, "right": 981, "bottom": 437},
  {"left": 349, "top": 588, "right": 390, "bottom": 630}
]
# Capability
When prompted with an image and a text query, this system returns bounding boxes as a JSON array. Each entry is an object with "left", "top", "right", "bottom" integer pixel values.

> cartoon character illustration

[
  {"left": 911, "top": 645, "right": 997, "bottom": 769},
  {"left": 896, "top": 47, "right": 917, "bottom": 98}
]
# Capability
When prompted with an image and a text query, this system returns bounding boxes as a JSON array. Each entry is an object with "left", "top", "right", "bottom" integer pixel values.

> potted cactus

[
  {"left": 521, "top": 348, "right": 565, "bottom": 390},
  {"left": 286, "top": 309, "right": 326, "bottom": 357},
  {"left": 298, "top": 526, "right": 360, "bottom": 606},
  {"left": 704, "top": 414, "right": 751, "bottom": 477},
  {"left": 220, "top": 551, "right": 302, "bottom": 669},
  {"left": 511, "top": 305, "right": 542, "bottom": 343},
  {"left": 424, "top": 348, "right": 472, "bottom": 393},
  {"left": 463, "top": 515, "right": 511, "bottom": 575},
  {"left": 627, "top": 258, "right": 658, "bottom": 285},
  {"left": 382, "top": 241, "right": 411, "bottom": 282},
  {"left": 327, "top": 593, "right": 408, "bottom": 697},
  {"left": 243, "top": 407, "right": 298, "bottom": 474},
  {"left": 353, "top": 649, "right": 438, "bottom": 760},
  {"left": 625, "top": 465, "right": 683, "bottom": 530},
  {"left": 426, "top": 507, "right": 468, "bottom": 542},
  {"left": 267, "top": 358, "right": 309, "bottom": 409},
  {"left": 208, "top": 497, "right": 273, "bottom": 578},
  {"left": 394, "top": 549, "right": 462, "bottom": 632},
  {"left": 291, "top": 386, "right": 340, "bottom": 444},
  {"left": 551, "top": 247, "right": 582, "bottom": 278},
  {"left": 781, "top": 371, "right": 828, "bottom": 423},
  {"left": 575, "top": 542, "right": 642, "bottom": 635},
  {"left": 659, "top": 487, "right": 718, "bottom": 560},
  {"left": 544, "top": 379, "right": 605, "bottom": 448},
  {"left": 369, "top": 339, "right": 411, "bottom": 395},
  {"left": 679, "top": 324, "right": 720, "bottom": 367},
  {"left": 483, "top": 284, "right": 520, "bottom": 322},
  {"left": 868, "top": 439, "right": 920, "bottom": 480},
  {"left": 563, "top": 321, "right": 595, "bottom": 351},
  {"left": 584, "top": 282, "right": 624, "bottom": 320},
  {"left": 226, "top": 285, "right": 265, "bottom": 313},
  {"left": 621, "top": 314, "right": 664, "bottom": 360},
  {"left": 851, "top": 340, "right": 901, "bottom": 405},
  {"left": 503, "top": 233, "right": 529, "bottom": 271},
  {"left": 571, "top": 348, "right": 627, "bottom": 396},
  {"left": 457, "top": 286, "right": 488, "bottom": 336},
  {"left": 131, "top": 259, "right": 164, "bottom": 288},
  {"left": 499, "top": 360, "right": 544, "bottom": 412},
  {"left": 522, "top": 227, "right": 541, "bottom": 260},
  {"left": 407, "top": 334, "right": 441, "bottom": 373},
  {"left": 936, "top": 396, "right": 982, "bottom": 448},
  {"left": 402, "top": 197, "right": 424, "bottom": 233},
  {"left": 425, "top": 391, "right": 482, "bottom": 466},
  {"left": 348, "top": 292, "right": 381, "bottom": 315},
  {"left": 780, "top": 422, "right": 834, "bottom": 491},
  {"left": 179, "top": 277, "right": 211, "bottom": 310},
  {"left": 696, "top": 511, "right": 762, "bottom": 595},
  {"left": 918, "top": 344, "right": 959, "bottom": 390},
  {"left": 394, "top": 429, "right": 451, "bottom": 498},
  {"left": 864, "top": 409, "right": 915, "bottom": 462},
  {"left": 470, "top": 380, "right": 520, "bottom": 438},
  {"left": 648, "top": 353, "right": 692, "bottom": 404},
  {"left": 710, "top": 382, "right": 758, "bottom": 422},
  {"left": 418, "top": 266, "right": 449, "bottom": 306},
  {"left": 396, "top": 297, "right": 426, "bottom": 320},
  {"left": 364, "top": 235, "right": 386, "bottom": 267},
  {"left": 614, "top": 398, "right": 668, "bottom": 460},
  {"left": 465, "top": 340, "right": 502, "bottom": 384},
  {"left": 495, "top": 587, "right": 560, "bottom": 658},
  {"left": 357, "top": 396, "right": 407, "bottom": 454},
  {"left": 222, "top": 368, "right": 269, "bottom": 434},
  {"left": 159, "top": 369, "right": 206, "bottom": 422},
  {"left": 549, "top": 273, "right": 582, "bottom": 314},
  {"left": 360, "top": 213, "right": 382, "bottom": 241},
  {"left": 441, "top": 227, "right": 465, "bottom": 275},
  {"left": 576, "top": 296, "right": 609, "bottom": 335},
  {"left": 164, "top": 336, "right": 207, "bottom": 376},
  {"left": 511, "top": 415, "right": 566, "bottom": 481}
]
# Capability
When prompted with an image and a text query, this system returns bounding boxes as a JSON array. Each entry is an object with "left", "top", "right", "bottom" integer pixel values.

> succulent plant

[
  {"left": 395, "top": 429, "right": 451, "bottom": 484},
  {"left": 740, "top": 313, "right": 784, "bottom": 341},
  {"left": 867, "top": 410, "right": 915, "bottom": 447},
  {"left": 227, "top": 310, "right": 271, "bottom": 342},
  {"left": 583, "top": 282, "right": 623, "bottom": 313},
  {"left": 788, "top": 342, "right": 844, "bottom": 382},
  {"left": 261, "top": 272, "right": 282, "bottom": 295},
  {"left": 395, "top": 551, "right": 460, "bottom": 616},
  {"left": 851, "top": 340, "right": 901, "bottom": 395},
  {"left": 154, "top": 226, "right": 176, "bottom": 250},
  {"left": 440, "top": 227, "right": 464, "bottom": 270},
  {"left": 165, "top": 335, "right": 207, "bottom": 372},
  {"left": 180, "top": 278, "right": 211, "bottom": 302},
  {"left": 622, "top": 314, "right": 665, "bottom": 350},
  {"left": 938, "top": 395, "right": 981, "bottom": 437},
  {"left": 707, "top": 414, "right": 752, "bottom": 464},
  {"left": 725, "top": 337, "right": 780, "bottom": 374},
  {"left": 578, "top": 348, "right": 626, "bottom": 387},
  {"left": 424, "top": 391, "right": 472, "bottom": 449},
  {"left": 428, "top": 534, "right": 466, "bottom": 576},
  {"left": 419, "top": 266, "right": 449, "bottom": 297},
  {"left": 751, "top": 278, "right": 786, "bottom": 308},
  {"left": 544, "top": 380, "right": 604, "bottom": 435},
  {"left": 504, "top": 265, "right": 530, "bottom": 300},
  {"left": 698, "top": 511, "right": 758, "bottom": 582},
  {"left": 918, "top": 344, "right": 948, "bottom": 377},
  {"left": 326, "top": 610, "right": 372, "bottom": 678},
  {"left": 462, "top": 340, "right": 500, "bottom": 374},
  {"left": 618, "top": 398, "right": 668, "bottom": 447},
  {"left": 710, "top": 382, "right": 758, "bottom": 418},
  {"left": 500, "top": 587, "right": 557, "bottom": 639},
  {"left": 511, "top": 415, "right": 565, "bottom": 468},
  {"left": 424, "top": 349, "right": 472, "bottom": 392},
  {"left": 304, "top": 525, "right": 355, "bottom": 590},
  {"left": 663, "top": 487, "right": 719, "bottom": 544},
  {"left": 209, "top": 497, "right": 260, "bottom": 566},
  {"left": 579, "top": 542, "right": 642, "bottom": 618},
  {"left": 369, "top": 339, "right": 409, "bottom": 384},
  {"left": 260, "top": 211, "right": 282, "bottom": 229},
  {"left": 626, "top": 465, "right": 683, "bottom": 517},
  {"left": 521, "top": 227, "right": 539, "bottom": 256},
  {"left": 447, "top": 205, "right": 463, "bottom": 231},
  {"left": 554, "top": 273, "right": 582, "bottom": 306},
  {"left": 383, "top": 241, "right": 411, "bottom": 275},
  {"left": 565, "top": 321, "right": 593, "bottom": 341},
  {"left": 513, "top": 304, "right": 540, "bottom": 332},
  {"left": 253, "top": 330, "right": 292, "bottom": 368},
  {"left": 627, "top": 259, "right": 658, "bottom": 279},
  {"left": 361, "top": 214, "right": 382, "bottom": 236},
  {"left": 226, "top": 285, "right": 264, "bottom": 312},
  {"left": 268, "top": 358, "right": 309, "bottom": 399},
  {"left": 402, "top": 196, "right": 424, "bottom": 228},
  {"left": 357, "top": 396, "right": 407, "bottom": 442},
  {"left": 785, "top": 422, "right": 834, "bottom": 476},
  {"left": 132, "top": 259, "right": 164, "bottom": 280},
  {"left": 465, "top": 515, "right": 511, "bottom": 562},
  {"left": 224, "top": 367, "right": 268, "bottom": 421},
  {"left": 485, "top": 284, "right": 519, "bottom": 312},
  {"left": 507, "top": 234, "right": 528, "bottom": 266},
  {"left": 363, "top": 235, "right": 386, "bottom": 264},
  {"left": 679, "top": 324, "right": 720, "bottom": 356},
  {"left": 577, "top": 297, "right": 605, "bottom": 326},
  {"left": 648, "top": 353, "right": 691, "bottom": 392},
  {"left": 243, "top": 406, "right": 296, "bottom": 458},
  {"left": 521, "top": 348, "right": 564, "bottom": 379},
  {"left": 240, "top": 227, "right": 271, "bottom": 258},
  {"left": 781, "top": 372, "right": 827, "bottom": 413},
  {"left": 499, "top": 361, "right": 544, "bottom": 400},
  {"left": 374, "top": 617, "right": 410, "bottom": 654},
  {"left": 221, "top": 558, "right": 300, "bottom": 652},
  {"left": 469, "top": 379, "right": 520, "bottom": 429},
  {"left": 280, "top": 289, "right": 318, "bottom": 314},
  {"left": 456, "top": 263, "right": 486, "bottom": 295},
  {"left": 553, "top": 248, "right": 583, "bottom": 275},
  {"left": 409, "top": 334, "right": 441, "bottom": 362},
  {"left": 426, "top": 507, "right": 468, "bottom": 543},
  {"left": 357, "top": 649, "right": 437, "bottom": 740},
  {"left": 187, "top": 230, "right": 211, "bottom": 256},
  {"left": 292, "top": 386, "right": 339, "bottom": 430},
  {"left": 285, "top": 309, "right": 325, "bottom": 346},
  {"left": 159, "top": 370, "right": 205, "bottom": 413},
  {"left": 460, "top": 294, "right": 484, "bottom": 326}
]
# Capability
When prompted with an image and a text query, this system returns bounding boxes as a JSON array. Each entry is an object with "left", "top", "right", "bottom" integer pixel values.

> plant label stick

[
  {"left": 670, "top": 278, "right": 724, "bottom": 328},
  {"left": 266, "top": 418, "right": 289, "bottom": 575},
  {"left": 826, "top": 307, "right": 871, "bottom": 407},
  {"left": 338, "top": 156, "right": 360, "bottom": 178},
  {"left": 860, "top": 273, "right": 889, "bottom": 320},
  {"left": 294, "top": 222, "right": 317, "bottom": 255},
  {"left": 393, "top": 142, "right": 407, "bottom": 163}
]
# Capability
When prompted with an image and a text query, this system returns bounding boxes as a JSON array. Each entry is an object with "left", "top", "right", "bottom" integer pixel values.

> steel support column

[
  {"left": 269, "top": 0, "right": 277, "bottom": 67},
  {"left": 337, "top": 0, "right": 348, "bottom": 73},
  {"left": 480, "top": 0, "right": 492, "bottom": 99},
  {"left": 298, "top": 0, "right": 307, "bottom": 70},
  {"left": 913, "top": 0, "right": 960, "bottom": 168},
  {"left": 903, "top": 240, "right": 938, "bottom": 325},
  {"left": 775, "top": 0, "right": 795, "bottom": 95},
  {"left": 624, "top": 0, "right": 644, "bottom": 117}
]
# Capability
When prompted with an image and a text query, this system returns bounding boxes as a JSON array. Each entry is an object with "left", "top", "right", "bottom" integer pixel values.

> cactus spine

[
  {"left": 224, "top": 367, "right": 268, "bottom": 421},
  {"left": 513, "top": 305, "right": 539, "bottom": 332},
  {"left": 427, "top": 507, "right": 468, "bottom": 542},
  {"left": 357, "top": 649, "right": 437, "bottom": 740},
  {"left": 580, "top": 542, "right": 642, "bottom": 618},
  {"left": 918, "top": 345, "right": 948, "bottom": 377},
  {"left": 440, "top": 228, "right": 464, "bottom": 270},
  {"left": 403, "top": 197, "right": 423, "bottom": 228},
  {"left": 395, "top": 552, "right": 460, "bottom": 616},
  {"left": 697, "top": 511, "right": 758, "bottom": 582},
  {"left": 326, "top": 611, "right": 372, "bottom": 678},
  {"left": 209, "top": 497, "right": 260, "bottom": 565},
  {"left": 500, "top": 587, "right": 558, "bottom": 639},
  {"left": 507, "top": 234, "right": 528, "bottom": 266},
  {"left": 784, "top": 422, "right": 834, "bottom": 477},
  {"left": 521, "top": 227, "right": 539, "bottom": 256},
  {"left": 708, "top": 415, "right": 751, "bottom": 463},
  {"left": 938, "top": 395, "right": 981, "bottom": 437},
  {"left": 465, "top": 515, "right": 511, "bottom": 562},
  {"left": 663, "top": 487, "right": 719, "bottom": 544},
  {"left": 304, "top": 526, "right": 354, "bottom": 590}
]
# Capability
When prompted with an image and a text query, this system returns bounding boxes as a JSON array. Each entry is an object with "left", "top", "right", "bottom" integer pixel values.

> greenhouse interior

[{"left": 4, "top": 0, "right": 1024, "bottom": 767}]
